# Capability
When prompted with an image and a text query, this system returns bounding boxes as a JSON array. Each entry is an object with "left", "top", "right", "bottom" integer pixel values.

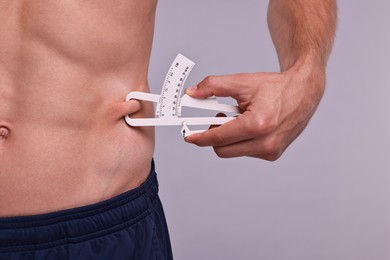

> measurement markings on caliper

[
  {"left": 125, "top": 54, "right": 241, "bottom": 138},
  {"left": 156, "top": 54, "right": 195, "bottom": 118}
]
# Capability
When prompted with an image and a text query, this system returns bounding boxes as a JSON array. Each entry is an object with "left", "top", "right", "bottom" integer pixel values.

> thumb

[{"left": 185, "top": 75, "right": 240, "bottom": 99}]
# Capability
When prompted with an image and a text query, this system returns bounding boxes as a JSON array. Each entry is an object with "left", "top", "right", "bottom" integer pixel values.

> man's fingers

[
  {"left": 212, "top": 139, "right": 257, "bottom": 158},
  {"left": 185, "top": 113, "right": 257, "bottom": 147},
  {"left": 212, "top": 138, "right": 282, "bottom": 161},
  {"left": 185, "top": 74, "right": 245, "bottom": 99}
]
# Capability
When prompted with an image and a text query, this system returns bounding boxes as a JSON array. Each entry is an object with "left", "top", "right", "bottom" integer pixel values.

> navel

[{"left": 0, "top": 126, "right": 10, "bottom": 140}]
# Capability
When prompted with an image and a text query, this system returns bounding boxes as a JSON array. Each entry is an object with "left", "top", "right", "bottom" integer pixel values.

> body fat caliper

[{"left": 125, "top": 54, "right": 241, "bottom": 138}]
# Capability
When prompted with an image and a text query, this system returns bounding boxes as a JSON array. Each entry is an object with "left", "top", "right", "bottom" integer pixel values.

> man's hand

[
  {"left": 185, "top": 0, "right": 337, "bottom": 160},
  {"left": 184, "top": 62, "right": 325, "bottom": 160}
]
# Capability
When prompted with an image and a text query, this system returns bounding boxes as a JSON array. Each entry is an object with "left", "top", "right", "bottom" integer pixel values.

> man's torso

[{"left": 0, "top": 0, "right": 157, "bottom": 216}]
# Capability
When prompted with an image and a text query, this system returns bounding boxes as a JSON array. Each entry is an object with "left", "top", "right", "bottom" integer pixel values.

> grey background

[{"left": 148, "top": 0, "right": 390, "bottom": 259}]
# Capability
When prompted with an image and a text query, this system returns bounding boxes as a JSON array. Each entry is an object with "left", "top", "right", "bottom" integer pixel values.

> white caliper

[{"left": 125, "top": 54, "right": 241, "bottom": 137}]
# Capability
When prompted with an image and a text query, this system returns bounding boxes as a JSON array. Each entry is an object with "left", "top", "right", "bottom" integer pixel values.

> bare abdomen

[
  {"left": 0, "top": 0, "right": 157, "bottom": 217},
  {"left": 0, "top": 57, "right": 155, "bottom": 217}
]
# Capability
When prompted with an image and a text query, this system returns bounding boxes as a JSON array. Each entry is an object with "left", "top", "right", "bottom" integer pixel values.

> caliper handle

[{"left": 178, "top": 94, "right": 240, "bottom": 115}]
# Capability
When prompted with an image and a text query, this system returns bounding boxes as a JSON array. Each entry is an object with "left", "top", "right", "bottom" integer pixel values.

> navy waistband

[{"left": 0, "top": 161, "right": 158, "bottom": 252}]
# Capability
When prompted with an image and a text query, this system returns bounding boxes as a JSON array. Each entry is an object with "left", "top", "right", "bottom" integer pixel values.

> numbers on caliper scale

[
  {"left": 157, "top": 55, "right": 194, "bottom": 118},
  {"left": 125, "top": 53, "right": 241, "bottom": 138}
]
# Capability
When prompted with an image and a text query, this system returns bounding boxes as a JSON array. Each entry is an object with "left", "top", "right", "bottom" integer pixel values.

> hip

[{"left": 0, "top": 162, "right": 173, "bottom": 259}]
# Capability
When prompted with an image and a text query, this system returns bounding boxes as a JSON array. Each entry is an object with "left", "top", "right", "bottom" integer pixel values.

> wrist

[
  {"left": 283, "top": 54, "right": 327, "bottom": 104},
  {"left": 288, "top": 54, "right": 326, "bottom": 84}
]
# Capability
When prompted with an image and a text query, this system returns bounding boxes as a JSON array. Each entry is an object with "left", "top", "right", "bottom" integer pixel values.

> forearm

[
  {"left": 267, "top": 0, "right": 337, "bottom": 72},
  {"left": 185, "top": 1, "right": 338, "bottom": 159}
]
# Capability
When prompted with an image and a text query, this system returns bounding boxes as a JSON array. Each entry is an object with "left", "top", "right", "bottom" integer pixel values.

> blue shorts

[{"left": 0, "top": 161, "right": 173, "bottom": 260}]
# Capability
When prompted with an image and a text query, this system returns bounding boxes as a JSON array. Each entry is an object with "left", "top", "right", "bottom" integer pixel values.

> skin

[
  {"left": 0, "top": 0, "right": 156, "bottom": 217},
  {"left": 185, "top": 0, "right": 338, "bottom": 160},
  {"left": 0, "top": 0, "right": 337, "bottom": 216}
]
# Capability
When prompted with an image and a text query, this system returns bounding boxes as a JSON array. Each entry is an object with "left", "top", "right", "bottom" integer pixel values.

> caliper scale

[{"left": 125, "top": 54, "right": 241, "bottom": 137}]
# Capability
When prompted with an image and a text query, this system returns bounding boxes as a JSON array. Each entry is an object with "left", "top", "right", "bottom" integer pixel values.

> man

[{"left": 0, "top": 0, "right": 337, "bottom": 259}]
